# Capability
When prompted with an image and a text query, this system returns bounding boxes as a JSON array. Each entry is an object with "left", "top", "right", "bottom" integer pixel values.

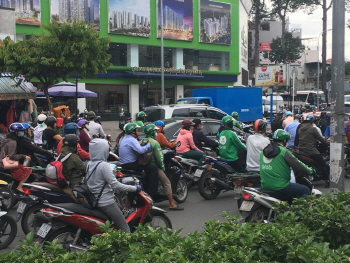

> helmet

[
  {"left": 77, "top": 119, "right": 88, "bottom": 128},
  {"left": 137, "top": 111, "right": 147, "bottom": 118},
  {"left": 87, "top": 111, "right": 96, "bottom": 119},
  {"left": 45, "top": 116, "right": 57, "bottom": 127},
  {"left": 285, "top": 111, "right": 292, "bottom": 116},
  {"left": 231, "top": 111, "right": 239, "bottom": 118},
  {"left": 192, "top": 118, "right": 202, "bottom": 127},
  {"left": 311, "top": 105, "right": 315, "bottom": 109},
  {"left": 304, "top": 115, "right": 314, "bottom": 122},
  {"left": 64, "top": 122, "right": 79, "bottom": 134},
  {"left": 37, "top": 114, "right": 47, "bottom": 122},
  {"left": 253, "top": 119, "right": 266, "bottom": 132},
  {"left": 21, "top": 123, "right": 31, "bottom": 130},
  {"left": 313, "top": 115, "right": 320, "bottom": 122},
  {"left": 305, "top": 103, "right": 310, "bottom": 108},
  {"left": 272, "top": 129, "right": 291, "bottom": 141},
  {"left": 144, "top": 124, "right": 158, "bottom": 136},
  {"left": 9, "top": 123, "right": 27, "bottom": 132},
  {"left": 294, "top": 114, "right": 302, "bottom": 120},
  {"left": 125, "top": 123, "right": 140, "bottom": 134},
  {"left": 155, "top": 120, "right": 165, "bottom": 127},
  {"left": 326, "top": 113, "right": 331, "bottom": 120},
  {"left": 222, "top": 116, "right": 233, "bottom": 125},
  {"left": 63, "top": 134, "right": 78, "bottom": 148},
  {"left": 182, "top": 119, "right": 195, "bottom": 127},
  {"left": 195, "top": 112, "right": 203, "bottom": 117}
]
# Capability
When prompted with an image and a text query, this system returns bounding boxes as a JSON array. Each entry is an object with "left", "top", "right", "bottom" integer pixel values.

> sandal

[{"left": 169, "top": 206, "right": 184, "bottom": 211}]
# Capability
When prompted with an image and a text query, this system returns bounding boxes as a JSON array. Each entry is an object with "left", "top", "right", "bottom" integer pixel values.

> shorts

[{"left": 11, "top": 164, "right": 31, "bottom": 181}]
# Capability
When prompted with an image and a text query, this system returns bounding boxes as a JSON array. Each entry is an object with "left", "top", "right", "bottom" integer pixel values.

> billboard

[
  {"left": 0, "top": 0, "right": 41, "bottom": 26},
  {"left": 51, "top": 0, "right": 100, "bottom": 30},
  {"left": 109, "top": 0, "right": 150, "bottom": 37},
  {"left": 199, "top": 0, "right": 231, "bottom": 45},
  {"left": 255, "top": 65, "right": 287, "bottom": 86},
  {"left": 157, "top": 0, "right": 193, "bottom": 41}
]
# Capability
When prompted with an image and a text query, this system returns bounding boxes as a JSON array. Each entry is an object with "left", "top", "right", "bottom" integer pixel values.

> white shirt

[
  {"left": 88, "top": 121, "right": 106, "bottom": 138},
  {"left": 313, "top": 123, "right": 323, "bottom": 137},
  {"left": 246, "top": 133, "right": 270, "bottom": 172}
]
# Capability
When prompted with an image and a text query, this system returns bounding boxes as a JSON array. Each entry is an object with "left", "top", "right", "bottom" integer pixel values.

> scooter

[{"left": 118, "top": 108, "right": 132, "bottom": 130}]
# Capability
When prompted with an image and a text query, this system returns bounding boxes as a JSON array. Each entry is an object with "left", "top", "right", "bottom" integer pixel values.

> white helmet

[{"left": 38, "top": 114, "right": 47, "bottom": 122}]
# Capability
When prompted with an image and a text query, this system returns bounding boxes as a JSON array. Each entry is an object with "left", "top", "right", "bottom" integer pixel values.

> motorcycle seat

[
  {"left": 52, "top": 203, "right": 111, "bottom": 221},
  {"left": 32, "top": 182, "right": 65, "bottom": 193},
  {"left": 121, "top": 169, "right": 146, "bottom": 177}
]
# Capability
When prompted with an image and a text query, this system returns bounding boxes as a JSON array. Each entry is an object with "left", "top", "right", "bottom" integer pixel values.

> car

[{"left": 143, "top": 104, "right": 228, "bottom": 122}]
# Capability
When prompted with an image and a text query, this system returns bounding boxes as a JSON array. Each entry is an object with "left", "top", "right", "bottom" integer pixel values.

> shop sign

[
  {"left": 255, "top": 65, "right": 286, "bottom": 86},
  {"left": 259, "top": 42, "right": 271, "bottom": 52},
  {"left": 0, "top": 93, "right": 36, "bottom": 101},
  {"left": 132, "top": 67, "right": 202, "bottom": 75}
]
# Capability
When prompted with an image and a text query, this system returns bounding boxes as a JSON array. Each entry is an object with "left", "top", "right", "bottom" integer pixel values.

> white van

[{"left": 262, "top": 95, "right": 284, "bottom": 117}]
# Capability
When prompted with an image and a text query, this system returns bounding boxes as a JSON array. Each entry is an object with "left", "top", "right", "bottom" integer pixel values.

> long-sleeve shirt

[
  {"left": 192, "top": 128, "right": 218, "bottom": 151},
  {"left": 176, "top": 129, "right": 202, "bottom": 153},
  {"left": 88, "top": 121, "right": 105, "bottom": 138},
  {"left": 78, "top": 129, "right": 91, "bottom": 152},
  {"left": 284, "top": 120, "right": 300, "bottom": 147},
  {"left": 246, "top": 133, "right": 270, "bottom": 172},
  {"left": 17, "top": 137, "right": 52, "bottom": 166},
  {"left": 119, "top": 134, "right": 151, "bottom": 165}
]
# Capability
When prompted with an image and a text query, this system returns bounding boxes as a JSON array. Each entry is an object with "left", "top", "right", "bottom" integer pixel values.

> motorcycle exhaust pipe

[
  {"left": 210, "top": 178, "right": 234, "bottom": 190},
  {"left": 68, "top": 244, "right": 88, "bottom": 251}
]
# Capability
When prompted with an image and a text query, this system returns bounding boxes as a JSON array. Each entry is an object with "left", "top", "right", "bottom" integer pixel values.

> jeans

[
  {"left": 276, "top": 183, "right": 311, "bottom": 202},
  {"left": 181, "top": 150, "right": 205, "bottom": 166},
  {"left": 309, "top": 154, "right": 330, "bottom": 181},
  {"left": 98, "top": 202, "right": 130, "bottom": 233}
]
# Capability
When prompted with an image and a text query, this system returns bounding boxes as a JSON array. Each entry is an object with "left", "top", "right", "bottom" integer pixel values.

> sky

[
  {"left": 158, "top": 0, "right": 194, "bottom": 29},
  {"left": 109, "top": 0, "right": 150, "bottom": 19}
]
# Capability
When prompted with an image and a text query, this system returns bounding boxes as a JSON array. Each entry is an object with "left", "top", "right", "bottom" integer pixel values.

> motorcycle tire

[
  {"left": 198, "top": 170, "right": 222, "bottom": 200},
  {"left": 0, "top": 214, "right": 17, "bottom": 249},
  {"left": 21, "top": 203, "right": 48, "bottom": 235},
  {"left": 44, "top": 227, "right": 85, "bottom": 251},
  {"left": 0, "top": 186, "right": 15, "bottom": 210},
  {"left": 245, "top": 207, "right": 269, "bottom": 223},
  {"left": 150, "top": 214, "right": 172, "bottom": 230},
  {"left": 173, "top": 179, "right": 188, "bottom": 203}
]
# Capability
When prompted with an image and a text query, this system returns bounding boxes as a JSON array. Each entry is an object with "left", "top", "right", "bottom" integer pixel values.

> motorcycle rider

[
  {"left": 282, "top": 111, "right": 293, "bottom": 129},
  {"left": 246, "top": 119, "right": 270, "bottom": 172},
  {"left": 87, "top": 111, "right": 105, "bottom": 138},
  {"left": 87, "top": 138, "right": 141, "bottom": 233},
  {"left": 284, "top": 114, "right": 301, "bottom": 148},
  {"left": 42, "top": 116, "right": 63, "bottom": 150},
  {"left": 77, "top": 119, "right": 91, "bottom": 152},
  {"left": 298, "top": 115, "right": 330, "bottom": 188},
  {"left": 231, "top": 111, "right": 243, "bottom": 130},
  {"left": 312, "top": 116, "right": 322, "bottom": 136},
  {"left": 271, "top": 112, "right": 284, "bottom": 133},
  {"left": 192, "top": 119, "right": 218, "bottom": 151},
  {"left": 260, "top": 129, "right": 314, "bottom": 201},
  {"left": 318, "top": 111, "right": 329, "bottom": 135},
  {"left": 33, "top": 114, "right": 47, "bottom": 145},
  {"left": 155, "top": 120, "right": 176, "bottom": 149},
  {"left": 135, "top": 111, "right": 147, "bottom": 127},
  {"left": 218, "top": 116, "right": 247, "bottom": 172},
  {"left": 119, "top": 123, "right": 159, "bottom": 200},
  {"left": 143, "top": 124, "right": 183, "bottom": 211}
]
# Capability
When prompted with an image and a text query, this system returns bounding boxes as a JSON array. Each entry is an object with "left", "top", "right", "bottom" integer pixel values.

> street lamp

[
  {"left": 160, "top": 0, "right": 164, "bottom": 105},
  {"left": 317, "top": 28, "right": 332, "bottom": 108}
]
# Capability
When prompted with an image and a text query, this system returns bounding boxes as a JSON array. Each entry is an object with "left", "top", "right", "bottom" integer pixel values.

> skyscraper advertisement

[
  {"left": 200, "top": 0, "right": 231, "bottom": 44},
  {"left": 108, "top": 0, "right": 150, "bottom": 37},
  {"left": 51, "top": 0, "right": 100, "bottom": 30},
  {"left": 0, "top": 0, "right": 41, "bottom": 25},
  {"left": 157, "top": 0, "right": 193, "bottom": 41}
]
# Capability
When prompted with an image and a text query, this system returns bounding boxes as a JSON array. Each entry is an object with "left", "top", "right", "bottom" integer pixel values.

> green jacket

[
  {"left": 61, "top": 145, "right": 87, "bottom": 186},
  {"left": 135, "top": 120, "right": 144, "bottom": 127},
  {"left": 218, "top": 129, "right": 246, "bottom": 162},
  {"left": 141, "top": 136, "right": 165, "bottom": 171},
  {"left": 260, "top": 142, "right": 313, "bottom": 191}
]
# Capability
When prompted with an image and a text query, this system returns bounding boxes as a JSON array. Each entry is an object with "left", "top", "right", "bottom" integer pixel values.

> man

[
  {"left": 87, "top": 111, "right": 105, "bottom": 138},
  {"left": 284, "top": 115, "right": 301, "bottom": 148},
  {"left": 282, "top": 111, "right": 293, "bottom": 129},
  {"left": 143, "top": 124, "right": 183, "bottom": 210},
  {"left": 218, "top": 116, "right": 247, "bottom": 172},
  {"left": 271, "top": 112, "right": 283, "bottom": 133},
  {"left": 298, "top": 115, "right": 330, "bottom": 187},
  {"left": 119, "top": 123, "right": 159, "bottom": 199},
  {"left": 231, "top": 111, "right": 243, "bottom": 130},
  {"left": 33, "top": 114, "right": 47, "bottom": 145},
  {"left": 318, "top": 112, "right": 329, "bottom": 135},
  {"left": 135, "top": 111, "right": 147, "bottom": 127},
  {"left": 246, "top": 119, "right": 270, "bottom": 172},
  {"left": 192, "top": 119, "right": 218, "bottom": 151},
  {"left": 42, "top": 116, "right": 63, "bottom": 150},
  {"left": 155, "top": 120, "right": 176, "bottom": 149}
]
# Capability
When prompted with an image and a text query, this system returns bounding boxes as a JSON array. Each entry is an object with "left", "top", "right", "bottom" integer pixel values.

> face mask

[{"left": 19, "top": 132, "right": 24, "bottom": 137}]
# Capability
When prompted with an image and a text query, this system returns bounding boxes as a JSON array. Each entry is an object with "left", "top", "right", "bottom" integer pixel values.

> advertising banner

[
  {"left": 51, "top": 0, "right": 100, "bottom": 30},
  {"left": 157, "top": 0, "right": 193, "bottom": 41},
  {"left": 109, "top": 0, "right": 150, "bottom": 37},
  {"left": 0, "top": 0, "right": 41, "bottom": 25},
  {"left": 255, "top": 65, "right": 287, "bottom": 86},
  {"left": 199, "top": 0, "right": 231, "bottom": 45},
  {"left": 259, "top": 42, "right": 271, "bottom": 52}
]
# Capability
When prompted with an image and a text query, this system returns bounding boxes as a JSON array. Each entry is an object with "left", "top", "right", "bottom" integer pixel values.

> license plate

[
  {"left": 240, "top": 201, "right": 255, "bottom": 211},
  {"left": 194, "top": 169, "right": 203, "bottom": 178},
  {"left": 37, "top": 223, "right": 52, "bottom": 238},
  {"left": 233, "top": 185, "right": 244, "bottom": 194},
  {"left": 17, "top": 202, "right": 26, "bottom": 214}
]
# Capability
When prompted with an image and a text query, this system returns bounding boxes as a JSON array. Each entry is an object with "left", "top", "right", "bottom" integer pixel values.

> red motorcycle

[{"left": 35, "top": 190, "right": 172, "bottom": 251}]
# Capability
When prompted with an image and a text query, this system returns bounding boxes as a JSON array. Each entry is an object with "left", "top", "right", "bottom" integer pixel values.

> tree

[
  {"left": 266, "top": 32, "right": 305, "bottom": 64},
  {"left": 0, "top": 20, "right": 111, "bottom": 112},
  {"left": 347, "top": 0, "right": 350, "bottom": 28}
]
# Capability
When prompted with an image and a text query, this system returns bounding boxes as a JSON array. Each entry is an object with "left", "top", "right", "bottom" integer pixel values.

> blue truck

[{"left": 176, "top": 87, "right": 262, "bottom": 122}]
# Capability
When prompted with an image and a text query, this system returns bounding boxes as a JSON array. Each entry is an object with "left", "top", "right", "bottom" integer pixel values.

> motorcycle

[
  {"left": 118, "top": 107, "right": 132, "bottom": 130},
  {"left": 198, "top": 156, "right": 260, "bottom": 200}
]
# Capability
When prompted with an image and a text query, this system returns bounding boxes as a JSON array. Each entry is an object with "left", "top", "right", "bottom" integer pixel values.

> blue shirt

[
  {"left": 324, "top": 125, "right": 347, "bottom": 137},
  {"left": 119, "top": 135, "right": 150, "bottom": 165},
  {"left": 284, "top": 120, "right": 300, "bottom": 147}
]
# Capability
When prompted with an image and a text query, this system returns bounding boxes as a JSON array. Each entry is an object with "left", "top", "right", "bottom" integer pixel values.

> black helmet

[
  {"left": 294, "top": 114, "right": 302, "bottom": 120},
  {"left": 63, "top": 134, "right": 78, "bottom": 148},
  {"left": 326, "top": 113, "right": 331, "bottom": 120},
  {"left": 254, "top": 119, "right": 267, "bottom": 132},
  {"left": 87, "top": 111, "right": 96, "bottom": 119},
  {"left": 313, "top": 115, "right": 320, "bottom": 123},
  {"left": 45, "top": 116, "right": 57, "bottom": 127},
  {"left": 320, "top": 111, "right": 326, "bottom": 118}
]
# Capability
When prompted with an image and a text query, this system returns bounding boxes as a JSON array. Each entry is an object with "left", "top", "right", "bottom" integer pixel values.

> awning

[
  {"left": 0, "top": 73, "right": 37, "bottom": 100},
  {"left": 125, "top": 71, "right": 204, "bottom": 80}
]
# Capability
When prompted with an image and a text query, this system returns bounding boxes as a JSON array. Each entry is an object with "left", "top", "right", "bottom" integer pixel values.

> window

[
  {"left": 206, "top": 122, "right": 221, "bottom": 136},
  {"left": 172, "top": 108, "right": 190, "bottom": 117},
  {"left": 144, "top": 108, "right": 165, "bottom": 122},
  {"left": 190, "top": 108, "right": 208, "bottom": 118},
  {"left": 183, "top": 49, "right": 229, "bottom": 71},
  {"left": 201, "top": 123, "right": 211, "bottom": 136},
  {"left": 107, "top": 43, "right": 127, "bottom": 66},
  {"left": 139, "top": 45, "right": 173, "bottom": 67},
  {"left": 198, "top": 99, "right": 211, "bottom": 105},
  {"left": 209, "top": 110, "right": 226, "bottom": 120}
]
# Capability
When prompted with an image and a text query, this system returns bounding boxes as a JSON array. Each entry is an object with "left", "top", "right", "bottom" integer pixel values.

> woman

[
  {"left": 77, "top": 119, "right": 91, "bottom": 152},
  {"left": 0, "top": 123, "right": 32, "bottom": 192},
  {"left": 176, "top": 119, "right": 204, "bottom": 167},
  {"left": 42, "top": 116, "right": 63, "bottom": 150}
]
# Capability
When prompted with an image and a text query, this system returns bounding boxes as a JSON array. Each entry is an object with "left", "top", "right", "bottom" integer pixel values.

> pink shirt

[{"left": 176, "top": 129, "right": 202, "bottom": 153}]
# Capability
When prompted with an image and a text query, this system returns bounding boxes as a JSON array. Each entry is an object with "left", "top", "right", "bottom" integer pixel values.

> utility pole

[
  {"left": 160, "top": 0, "right": 165, "bottom": 105},
  {"left": 329, "top": 0, "right": 345, "bottom": 192}
]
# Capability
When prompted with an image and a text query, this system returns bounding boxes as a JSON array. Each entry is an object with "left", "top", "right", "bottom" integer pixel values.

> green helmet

[
  {"left": 272, "top": 129, "right": 291, "bottom": 141},
  {"left": 222, "top": 116, "right": 233, "bottom": 125},
  {"left": 144, "top": 124, "right": 158, "bottom": 136},
  {"left": 87, "top": 111, "right": 96, "bottom": 119},
  {"left": 137, "top": 111, "right": 147, "bottom": 118},
  {"left": 125, "top": 123, "right": 140, "bottom": 134},
  {"left": 231, "top": 111, "right": 239, "bottom": 118}
]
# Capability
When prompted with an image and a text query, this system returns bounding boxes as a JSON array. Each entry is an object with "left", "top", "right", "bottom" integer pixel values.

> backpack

[
  {"left": 72, "top": 162, "right": 106, "bottom": 209},
  {"left": 45, "top": 153, "right": 72, "bottom": 189},
  {"left": 138, "top": 140, "right": 152, "bottom": 166}
]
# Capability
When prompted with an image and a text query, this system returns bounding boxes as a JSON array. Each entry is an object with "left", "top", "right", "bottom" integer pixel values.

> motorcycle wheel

[
  {"left": 150, "top": 214, "right": 172, "bottom": 230},
  {"left": 198, "top": 170, "right": 222, "bottom": 200},
  {"left": 0, "top": 214, "right": 17, "bottom": 249},
  {"left": 45, "top": 227, "right": 85, "bottom": 251},
  {"left": 245, "top": 207, "right": 269, "bottom": 223},
  {"left": 0, "top": 186, "right": 15, "bottom": 210},
  {"left": 21, "top": 203, "right": 48, "bottom": 235},
  {"left": 344, "top": 159, "right": 350, "bottom": 178},
  {"left": 173, "top": 179, "right": 188, "bottom": 203}
]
